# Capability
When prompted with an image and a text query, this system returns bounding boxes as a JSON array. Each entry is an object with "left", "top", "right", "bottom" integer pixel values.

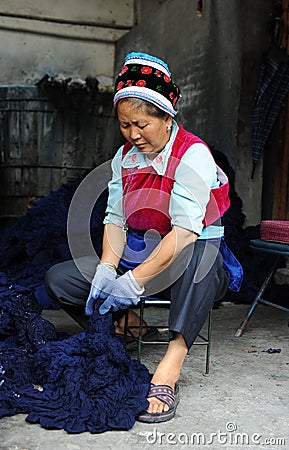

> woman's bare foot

[
  {"left": 147, "top": 333, "right": 188, "bottom": 414},
  {"left": 115, "top": 309, "right": 148, "bottom": 338}
]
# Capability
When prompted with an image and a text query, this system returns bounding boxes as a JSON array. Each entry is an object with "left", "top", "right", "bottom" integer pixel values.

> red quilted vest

[{"left": 121, "top": 125, "right": 230, "bottom": 235}]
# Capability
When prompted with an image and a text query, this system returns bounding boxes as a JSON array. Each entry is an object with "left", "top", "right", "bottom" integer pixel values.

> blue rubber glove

[
  {"left": 99, "top": 270, "right": 144, "bottom": 315},
  {"left": 85, "top": 264, "right": 117, "bottom": 316}
]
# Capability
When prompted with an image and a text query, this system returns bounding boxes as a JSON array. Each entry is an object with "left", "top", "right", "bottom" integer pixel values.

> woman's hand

[
  {"left": 99, "top": 271, "right": 144, "bottom": 315},
  {"left": 85, "top": 264, "right": 117, "bottom": 316},
  {"left": 85, "top": 223, "right": 126, "bottom": 315}
]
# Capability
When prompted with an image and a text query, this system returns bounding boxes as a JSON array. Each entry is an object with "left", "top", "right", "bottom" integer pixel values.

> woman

[{"left": 45, "top": 52, "right": 231, "bottom": 423}]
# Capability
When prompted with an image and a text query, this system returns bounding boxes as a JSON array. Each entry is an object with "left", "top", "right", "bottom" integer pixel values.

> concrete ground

[{"left": 1, "top": 301, "right": 289, "bottom": 450}]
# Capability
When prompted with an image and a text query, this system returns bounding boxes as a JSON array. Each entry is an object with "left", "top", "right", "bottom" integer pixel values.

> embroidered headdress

[{"left": 113, "top": 52, "right": 181, "bottom": 116}]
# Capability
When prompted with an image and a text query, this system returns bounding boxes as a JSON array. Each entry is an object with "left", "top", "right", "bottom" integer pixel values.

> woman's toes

[{"left": 147, "top": 398, "right": 169, "bottom": 414}]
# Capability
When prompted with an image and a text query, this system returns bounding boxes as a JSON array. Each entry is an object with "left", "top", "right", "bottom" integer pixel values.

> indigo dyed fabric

[
  {"left": 219, "top": 238, "right": 243, "bottom": 292},
  {"left": 251, "top": 51, "right": 289, "bottom": 172},
  {"left": 0, "top": 177, "right": 107, "bottom": 309},
  {"left": 0, "top": 290, "right": 151, "bottom": 433},
  {"left": 0, "top": 179, "right": 151, "bottom": 433}
]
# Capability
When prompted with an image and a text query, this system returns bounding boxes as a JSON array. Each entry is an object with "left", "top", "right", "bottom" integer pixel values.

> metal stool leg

[
  {"left": 205, "top": 309, "right": 212, "bottom": 375},
  {"left": 136, "top": 299, "right": 212, "bottom": 375},
  {"left": 123, "top": 309, "right": 129, "bottom": 343},
  {"left": 235, "top": 255, "right": 281, "bottom": 337},
  {"left": 137, "top": 300, "right": 145, "bottom": 360}
]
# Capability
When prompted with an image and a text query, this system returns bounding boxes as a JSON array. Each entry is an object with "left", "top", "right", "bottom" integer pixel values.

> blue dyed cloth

[
  {"left": 0, "top": 178, "right": 107, "bottom": 309},
  {"left": 219, "top": 238, "right": 243, "bottom": 292},
  {"left": 0, "top": 288, "right": 151, "bottom": 433},
  {"left": 0, "top": 180, "right": 151, "bottom": 433},
  {"left": 251, "top": 50, "right": 289, "bottom": 172}
]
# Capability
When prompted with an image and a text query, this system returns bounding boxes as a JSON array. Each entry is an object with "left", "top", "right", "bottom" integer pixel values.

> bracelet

[{"left": 98, "top": 261, "right": 117, "bottom": 271}]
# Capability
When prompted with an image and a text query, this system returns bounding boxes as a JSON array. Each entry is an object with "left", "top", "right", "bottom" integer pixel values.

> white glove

[{"left": 85, "top": 264, "right": 117, "bottom": 316}]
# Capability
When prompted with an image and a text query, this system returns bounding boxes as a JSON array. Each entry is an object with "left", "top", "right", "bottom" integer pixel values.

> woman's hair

[{"left": 117, "top": 97, "right": 168, "bottom": 119}]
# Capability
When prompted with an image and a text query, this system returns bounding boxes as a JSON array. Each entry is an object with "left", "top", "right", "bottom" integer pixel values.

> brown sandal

[{"left": 137, "top": 383, "right": 180, "bottom": 423}]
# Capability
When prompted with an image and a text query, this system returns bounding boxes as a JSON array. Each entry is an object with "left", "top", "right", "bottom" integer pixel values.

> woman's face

[{"left": 117, "top": 100, "right": 172, "bottom": 156}]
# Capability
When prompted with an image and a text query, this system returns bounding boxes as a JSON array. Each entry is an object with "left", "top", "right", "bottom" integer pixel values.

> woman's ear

[{"left": 165, "top": 114, "right": 173, "bottom": 128}]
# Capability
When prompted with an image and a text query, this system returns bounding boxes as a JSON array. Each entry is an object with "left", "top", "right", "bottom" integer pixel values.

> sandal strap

[{"left": 147, "top": 384, "right": 175, "bottom": 408}]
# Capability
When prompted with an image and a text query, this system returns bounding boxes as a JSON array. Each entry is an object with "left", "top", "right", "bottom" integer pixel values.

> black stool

[{"left": 235, "top": 239, "right": 289, "bottom": 337}]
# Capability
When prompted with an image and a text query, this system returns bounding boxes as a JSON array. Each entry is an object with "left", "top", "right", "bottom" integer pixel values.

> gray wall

[
  {"left": 0, "top": 0, "right": 169, "bottom": 86},
  {"left": 0, "top": 0, "right": 134, "bottom": 86},
  {"left": 113, "top": 0, "right": 273, "bottom": 226}
]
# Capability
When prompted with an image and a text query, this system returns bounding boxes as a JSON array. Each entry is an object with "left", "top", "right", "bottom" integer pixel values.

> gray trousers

[{"left": 44, "top": 240, "right": 228, "bottom": 349}]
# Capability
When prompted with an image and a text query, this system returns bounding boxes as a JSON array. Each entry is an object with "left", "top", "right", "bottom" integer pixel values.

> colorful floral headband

[{"left": 113, "top": 52, "right": 181, "bottom": 116}]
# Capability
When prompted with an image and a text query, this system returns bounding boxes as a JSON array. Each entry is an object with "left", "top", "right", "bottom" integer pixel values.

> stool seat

[
  {"left": 235, "top": 238, "right": 289, "bottom": 337},
  {"left": 250, "top": 239, "right": 289, "bottom": 256}
]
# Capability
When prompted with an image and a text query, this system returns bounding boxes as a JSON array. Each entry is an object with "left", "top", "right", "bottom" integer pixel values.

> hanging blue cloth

[{"left": 251, "top": 49, "right": 289, "bottom": 175}]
